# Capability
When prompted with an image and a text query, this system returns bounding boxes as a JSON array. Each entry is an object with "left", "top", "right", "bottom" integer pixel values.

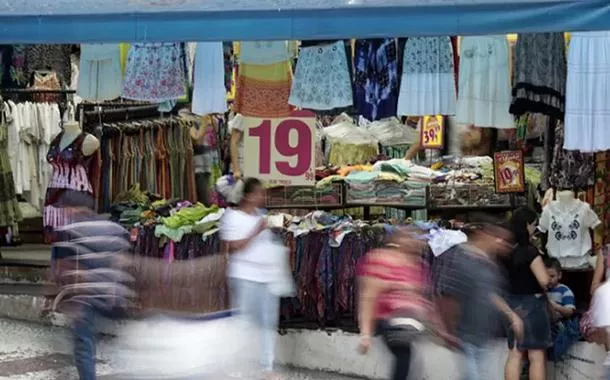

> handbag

[{"left": 267, "top": 242, "right": 296, "bottom": 297}]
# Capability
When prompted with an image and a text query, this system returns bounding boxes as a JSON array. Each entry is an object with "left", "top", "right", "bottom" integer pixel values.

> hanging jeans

[
  {"left": 72, "top": 305, "right": 96, "bottom": 380},
  {"left": 230, "top": 278, "right": 280, "bottom": 372}
]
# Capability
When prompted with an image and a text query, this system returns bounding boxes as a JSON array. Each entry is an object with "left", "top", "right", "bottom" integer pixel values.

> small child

[
  {"left": 545, "top": 258, "right": 580, "bottom": 362},
  {"left": 546, "top": 258, "right": 576, "bottom": 321}
]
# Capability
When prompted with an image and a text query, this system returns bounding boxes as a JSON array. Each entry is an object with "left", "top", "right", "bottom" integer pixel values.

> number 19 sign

[{"left": 243, "top": 111, "right": 316, "bottom": 186}]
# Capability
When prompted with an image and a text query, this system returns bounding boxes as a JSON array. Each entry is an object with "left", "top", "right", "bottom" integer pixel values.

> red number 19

[{"left": 249, "top": 119, "right": 312, "bottom": 177}]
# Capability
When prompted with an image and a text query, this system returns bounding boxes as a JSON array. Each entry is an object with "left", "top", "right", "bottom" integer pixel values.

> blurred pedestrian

[
  {"left": 591, "top": 276, "right": 610, "bottom": 379},
  {"left": 356, "top": 228, "right": 449, "bottom": 380},
  {"left": 219, "top": 177, "right": 283, "bottom": 380},
  {"left": 51, "top": 210, "right": 135, "bottom": 380},
  {"left": 435, "top": 222, "right": 522, "bottom": 380},
  {"left": 503, "top": 207, "right": 551, "bottom": 380}
]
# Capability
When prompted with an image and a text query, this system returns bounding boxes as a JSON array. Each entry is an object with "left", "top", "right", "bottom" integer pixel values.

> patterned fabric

[
  {"left": 44, "top": 132, "right": 96, "bottom": 239},
  {"left": 122, "top": 43, "right": 186, "bottom": 102},
  {"left": 289, "top": 41, "right": 353, "bottom": 110},
  {"left": 397, "top": 36, "right": 456, "bottom": 116},
  {"left": 24, "top": 44, "right": 72, "bottom": 87},
  {"left": 510, "top": 33, "right": 567, "bottom": 119},
  {"left": 0, "top": 107, "right": 22, "bottom": 227},
  {"left": 234, "top": 60, "right": 292, "bottom": 118},
  {"left": 0, "top": 45, "right": 27, "bottom": 88},
  {"left": 547, "top": 119, "right": 595, "bottom": 190},
  {"left": 29, "top": 72, "right": 61, "bottom": 103},
  {"left": 353, "top": 39, "right": 399, "bottom": 121},
  {"left": 223, "top": 42, "right": 235, "bottom": 93}
]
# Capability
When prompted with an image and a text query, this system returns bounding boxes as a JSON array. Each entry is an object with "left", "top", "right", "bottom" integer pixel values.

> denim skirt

[{"left": 507, "top": 294, "right": 552, "bottom": 350}]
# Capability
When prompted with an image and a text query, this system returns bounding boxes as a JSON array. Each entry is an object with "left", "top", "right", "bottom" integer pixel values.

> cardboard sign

[
  {"left": 493, "top": 150, "right": 525, "bottom": 193},
  {"left": 420, "top": 115, "right": 444, "bottom": 149},
  {"left": 243, "top": 110, "right": 316, "bottom": 186}
]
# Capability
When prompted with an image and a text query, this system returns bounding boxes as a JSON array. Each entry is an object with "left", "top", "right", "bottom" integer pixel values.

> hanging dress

[
  {"left": 44, "top": 132, "right": 96, "bottom": 239},
  {"left": 456, "top": 36, "right": 514, "bottom": 129},
  {"left": 192, "top": 42, "right": 227, "bottom": 116},
  {"left": 289, "top": 41, "right": 353, "bottom": 111},
  {"left": 353, "top": 38, "right": 399, "bottom": 121},
  {"left": 397, "top": 36, "right": 456, "bottom": 116},
  {"left": 510, "top": 33, "right": 567, "bottom": 119},
  {"left": 122, "top": 43, "right": 186, "bottom": 102},
  {"left": 0, "top": 105, "right": 23, "bottom": 227},
  {"left": 78, "top": 44, "right": 123, "bottom": 101},
  {"left": 564, "top": 31, "right": 610, "bottom": 152}
]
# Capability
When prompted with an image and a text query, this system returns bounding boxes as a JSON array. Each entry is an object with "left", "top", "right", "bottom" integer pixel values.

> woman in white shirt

[{"left": 219, "top": 177, "right": 281, "bottom": 380}]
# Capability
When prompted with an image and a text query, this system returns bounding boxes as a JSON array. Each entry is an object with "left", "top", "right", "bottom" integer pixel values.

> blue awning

[{"left": 0, "top": 0, "right": 609, "bottom": 43}]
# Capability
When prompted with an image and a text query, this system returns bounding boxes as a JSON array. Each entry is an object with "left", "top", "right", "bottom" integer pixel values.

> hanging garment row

[
  {"left": 2, "top": 99, "right": 62, "bottom": 211},
  {"left": 97, "top": 116, "right": 197, "bottom": 212}
]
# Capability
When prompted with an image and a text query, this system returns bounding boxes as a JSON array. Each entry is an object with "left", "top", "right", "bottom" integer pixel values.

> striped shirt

[
  {"left": 548, "top": 284, "right": 576, "bottom": 312},
  {"left": 52, "top": 220, "right": 135, "bottom": 315}
]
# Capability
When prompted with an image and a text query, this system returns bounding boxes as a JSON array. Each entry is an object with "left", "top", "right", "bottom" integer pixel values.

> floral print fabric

[
  {"left": 0, "top": 45, "right": 27, "bottom": 88},
  {"left": 289, "top": 41, "right": 353, "bottom": 110},
  {"left": 353, "top": 39, "right": 399, "bottom": 121},
  {"left": 122, "top": 43, "right": 186, "bottom": 102}
]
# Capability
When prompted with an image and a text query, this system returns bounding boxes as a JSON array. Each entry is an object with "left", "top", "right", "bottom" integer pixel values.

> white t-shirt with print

[
  {"left": 220, "top": 208, "right": 275, "bottom": 283},
  {"left": 538, "top": 199, "right": 601, "bottom": 268}
]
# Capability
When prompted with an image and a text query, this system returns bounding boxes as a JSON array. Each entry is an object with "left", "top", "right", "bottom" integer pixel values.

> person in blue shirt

[
  {"left": 546, "top": 258, "right": 576, "bottom": 320},
  {"left": 545, "top": 257, "right": 580, "bottom": 362}
]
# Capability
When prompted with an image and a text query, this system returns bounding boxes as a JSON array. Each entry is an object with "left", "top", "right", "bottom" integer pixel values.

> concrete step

[
  {"left": 1, "top": 244, "right": 51, "bottom": 266},
  {"left": 0, "top": 265, "right": 51, "bottom": 285}
]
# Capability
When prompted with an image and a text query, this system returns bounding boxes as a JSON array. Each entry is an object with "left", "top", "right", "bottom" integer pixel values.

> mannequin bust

[
  {"left": 60, "top": 121, "right": 100, "bottom": 156},
  {"left": 556, "top": 189, "right": 576, "bottom": 211},
  {"left": 539, "top": 188, "right": 601, "bottom": 268}
]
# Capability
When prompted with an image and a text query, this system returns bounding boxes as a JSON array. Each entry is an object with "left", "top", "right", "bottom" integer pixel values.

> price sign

[
  {"left": 420, "top": 115, "right": 444, "bottom": 149},
  {"left": 243, "top": 110, "right": 316, "bottom": 186},
  {"left": 493, "top": 150, "right": 525, "bottom": 193}
]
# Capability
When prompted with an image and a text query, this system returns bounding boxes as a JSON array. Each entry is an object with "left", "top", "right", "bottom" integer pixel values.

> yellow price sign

[{"left": 420, "top": 115, "right": 444, "bottom": 149}]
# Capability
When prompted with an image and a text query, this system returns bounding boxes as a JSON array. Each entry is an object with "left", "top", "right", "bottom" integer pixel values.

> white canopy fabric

[{"left": 0, "top": 0, "right": 609, "bottom": 42}]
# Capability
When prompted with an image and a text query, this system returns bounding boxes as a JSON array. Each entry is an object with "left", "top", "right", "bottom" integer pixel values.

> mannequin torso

[
  {"left": 539, "top": 190, "right": 601, "bottom": 268},
  {"left": 60, "top": 121, "right": 99, "bottom": 156},
  {"left": 556, "top": 190, "right": 577, "bottom": 213}
]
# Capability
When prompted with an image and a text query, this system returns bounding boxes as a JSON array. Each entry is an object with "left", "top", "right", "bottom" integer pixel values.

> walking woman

[
  {"left": 220, "top": 177, "right": 282, "bottom": 380},
  {"left": 357, "top": 228, "right": 444, "bottom": 380},
  {"left": 504, "top": 207, "right": 551, "bottom": 380}
]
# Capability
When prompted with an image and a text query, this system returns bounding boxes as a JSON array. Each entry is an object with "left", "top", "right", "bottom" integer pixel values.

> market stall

[{"left": 0, "top": 0, "right": 609, "bottom": 345}]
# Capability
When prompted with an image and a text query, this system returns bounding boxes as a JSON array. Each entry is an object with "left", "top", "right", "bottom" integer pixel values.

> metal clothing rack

[
  {"left": 0, "top": 88, "right": 76, "bottom": 119},
  {"left": 81, "top": 104, "right": 168, "bottom": 132}
]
